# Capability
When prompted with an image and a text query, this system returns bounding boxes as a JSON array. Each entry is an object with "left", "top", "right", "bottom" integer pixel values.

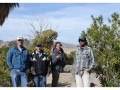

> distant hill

[
  {"left": 0, "top": 40, "right": 77, "bottom": 54},
  {"left": 61, "top": 42, "right": 77, "bottom": 54}
]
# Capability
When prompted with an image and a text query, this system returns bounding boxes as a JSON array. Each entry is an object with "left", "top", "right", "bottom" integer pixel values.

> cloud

[{"left": 1, "top": 3, "right": 120, "bottom": 45}]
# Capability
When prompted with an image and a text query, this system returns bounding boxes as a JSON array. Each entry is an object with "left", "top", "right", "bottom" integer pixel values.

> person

[
  {"left": 29, "top": 43, "right": 51, "bottom": 87},
  {"left": 51, "top": 42, "right": 66, "bottom": 87},
  {"left": 6, "top": 37, "right": 29, "bottom": 87},
  {"left": 74, "top": 36, "right": 95, "bottom": 87}
]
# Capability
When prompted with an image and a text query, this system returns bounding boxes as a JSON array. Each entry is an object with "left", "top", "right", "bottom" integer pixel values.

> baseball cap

[
  {"left": 78, "top": 36, "right": 86, "bottom": 42},
  {"left": 35, "top": 43, "right": 42, "bottom": 47},
  {"left": 17, "top": 37, "right": 23, "bottom": 41}
]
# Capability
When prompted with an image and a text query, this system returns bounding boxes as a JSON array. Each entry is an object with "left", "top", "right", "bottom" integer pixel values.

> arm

[
  {"left": 27, "top": 53, "right": 32, "bottom": 69},
  {"left": 74, "top": 48, "right": 80, "bottom": 74},
  {"left": 52, "top": 52, "right": 58, "bottom": 65},
  {"left": 89, "top": 49, "right": 95, "bottom": 71},
  {"left": 6, "top": 48, "right": 14, "bottom": 70},
  {"left": 47, "top": 57, "right": 51, "bottom": 76}
]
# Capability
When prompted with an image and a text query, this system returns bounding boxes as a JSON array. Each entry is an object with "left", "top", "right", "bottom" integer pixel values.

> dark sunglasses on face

[{"left": 80, "top": 40, "right": 85, "bottom": 42}]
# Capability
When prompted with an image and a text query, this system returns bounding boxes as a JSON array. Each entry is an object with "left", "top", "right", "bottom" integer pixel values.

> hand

[
  {"left": 32, "top": 72, "right": 36, "bottom": 75},
  {"left": 56, "top": 54, "right": 61, "bottom": 59},
  {"left": 84, "top": 69, "right": 89, "bottom": 73},
  {"left": 47, "top": 73, "right": 50, "bottom": 77}
]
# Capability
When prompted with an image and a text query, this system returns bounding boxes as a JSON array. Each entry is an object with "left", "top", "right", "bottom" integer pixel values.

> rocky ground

[{"left": 46, "top": 72, "right": 101, "bottom": 87}]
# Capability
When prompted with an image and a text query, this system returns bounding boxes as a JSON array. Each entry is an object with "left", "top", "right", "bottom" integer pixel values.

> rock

[{"left": 46, "top": 65, "right": 101, "bottom": 87}]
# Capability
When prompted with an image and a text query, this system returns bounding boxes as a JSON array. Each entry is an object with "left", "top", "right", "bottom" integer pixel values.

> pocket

[{"left": 14, "top": 50, "right": 20, "bottom": 57}]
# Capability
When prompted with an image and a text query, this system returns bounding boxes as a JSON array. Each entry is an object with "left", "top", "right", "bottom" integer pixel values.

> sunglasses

[{"left": 79, "top": 40, "right": 85, "bottom": 42}]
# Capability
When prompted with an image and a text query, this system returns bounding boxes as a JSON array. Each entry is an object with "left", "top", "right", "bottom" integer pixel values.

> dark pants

[
  {"left": 52, "top": 70, "right": 60, "bottom": 87},
  {"left": 33, "top": 75, "right": 46, "bottom": 87}
]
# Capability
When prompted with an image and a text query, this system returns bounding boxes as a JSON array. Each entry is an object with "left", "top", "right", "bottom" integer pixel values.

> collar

[
  {"left": 14, "top": 45, "right": 25, "bottom": 51},
  {"left": 77, "top": 45, "right": 88, "bottom": 50}
]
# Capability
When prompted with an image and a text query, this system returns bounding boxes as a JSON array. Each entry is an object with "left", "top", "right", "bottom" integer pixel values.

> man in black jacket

[{"left": 30, "top": 43, "right": 50, "bottom": 87}]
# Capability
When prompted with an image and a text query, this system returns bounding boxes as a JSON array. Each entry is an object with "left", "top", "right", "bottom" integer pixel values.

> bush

[{"left": 0, "top": 46, "right": 12, "bottom": 86}]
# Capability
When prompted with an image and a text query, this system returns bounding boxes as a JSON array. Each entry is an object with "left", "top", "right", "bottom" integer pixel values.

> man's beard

[{"left": 81, "top": 44, "right": 85, "bottom": 47}]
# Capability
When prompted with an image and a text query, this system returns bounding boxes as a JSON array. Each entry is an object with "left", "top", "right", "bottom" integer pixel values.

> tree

[
  {"left": 27, "top": 18, "right": 58, "bottom": 55},
  {"left": 26, "top": 18, "right": 58, "bottom": 86},
  {"left": 0, "top": 3, "right": 19, "bottom": 26},
  {"left": 7, "top": 40, "right": 16, "bottom": 47},
  {"left": 65, "top": 51, "right": 75, "bottom": 65},
  {"left": 0, "top": 46, "right": 11, "bottom": 86},
  {"left": 32, "top": 29, "right": 58, "bottom": 55},
  {"left": 81, "top": 12, "right": 120, "bottom": 87}
]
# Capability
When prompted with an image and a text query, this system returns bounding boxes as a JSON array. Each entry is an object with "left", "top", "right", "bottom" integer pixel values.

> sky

[{"left": 1, "top": 3, "right": 120, "bottom": 45}]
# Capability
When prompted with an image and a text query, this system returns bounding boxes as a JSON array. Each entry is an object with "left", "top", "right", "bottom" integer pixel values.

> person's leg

[
  {"left": 20, "top": 72, "right": 28, "bottom": 87},
  {"left": 10, "top": 69, "right": 20, "bottom": 87},
  {"left": 82, "top": 71, "right": 90, "bottom": 87},
  {"left": 52, "top": 70, "right": 60, "bottom": 87},
  {"left": 40, "top": 75, "right": 46, "bottom": 87},
  {"left": 75, "top": 74, "right": 83, "bottom": 87},
  {"left": 33, "top": 76, "right": 39, "bottom": 87}
]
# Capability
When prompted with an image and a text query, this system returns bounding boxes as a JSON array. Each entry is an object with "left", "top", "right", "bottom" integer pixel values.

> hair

[
  {"left": 79, "top": 39, "right": 88, "bottom": 45},
  {"left": 54, "top": 42, "right": 62, "bottom": 48}
]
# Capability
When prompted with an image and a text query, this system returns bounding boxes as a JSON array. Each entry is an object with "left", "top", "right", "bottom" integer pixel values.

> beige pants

[{"left": 75, "top": 70, "right": 90, "bottom": 87}]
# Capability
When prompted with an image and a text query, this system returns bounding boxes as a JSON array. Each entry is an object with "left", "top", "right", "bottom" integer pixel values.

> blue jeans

[
  {"left": 10, "top": 69, "right": 28, "bottom": 87},
  {"left": 33, "top": 75, "right": 46, "bottom": 87}
]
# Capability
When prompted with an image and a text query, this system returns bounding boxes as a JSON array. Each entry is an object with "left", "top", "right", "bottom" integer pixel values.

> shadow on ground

[
  {"left": 47, "top": 82, "right": 73, "bottom": 87},
  {"left": 47, "top": 82, "right": 96, "bottom": 87}
]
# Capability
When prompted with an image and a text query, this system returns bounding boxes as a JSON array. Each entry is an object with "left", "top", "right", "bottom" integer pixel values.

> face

[
  {"left": 56, "top": 43, "right": 61, "bottom": 51},
  {"left": 79, "top": 40, "right": 86, "bottom": 46},
  {"left": 35, "top": 46, "right": 42, "bottom": 51},
  {"left": 17, "top": 39, "right": 23, "bottom": 47}
]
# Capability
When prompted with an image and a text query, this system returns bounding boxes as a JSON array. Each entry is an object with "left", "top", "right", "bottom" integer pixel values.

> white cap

[{"left": 17, "top": 37, "right": 23, "bottom": 40}]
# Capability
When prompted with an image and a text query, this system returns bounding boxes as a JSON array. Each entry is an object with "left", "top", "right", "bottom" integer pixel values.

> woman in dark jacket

[{"left": 51, "top": 42, "right": 66, "bottom": 87}]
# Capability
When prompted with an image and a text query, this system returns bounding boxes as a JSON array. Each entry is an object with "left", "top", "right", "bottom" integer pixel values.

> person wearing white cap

[{"left": 6, "top": 37, "right": 29, "bottom": 87}]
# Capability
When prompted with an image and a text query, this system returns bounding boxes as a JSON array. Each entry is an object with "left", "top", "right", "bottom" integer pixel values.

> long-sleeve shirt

[{"left": 74, "top": 45, "right": 95, "bottom": 76}]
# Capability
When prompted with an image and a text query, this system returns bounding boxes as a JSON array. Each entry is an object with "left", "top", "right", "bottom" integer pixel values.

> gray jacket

[
  {"left": 51, "top": 48, "right": 66, "bottom": 72},
  {"left": 74, "top": 45, "right": 95, "bottom": 76}
]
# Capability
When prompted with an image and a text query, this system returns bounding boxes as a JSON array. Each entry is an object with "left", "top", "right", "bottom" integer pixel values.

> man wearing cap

[
  {"left": 6, "top": 37, "right": 29, "bottom": 87},
  {"left": 29, "top": 43, "right": 51, "bottom": 87},
  {"left": 74, "top": 36, "right": 95, "bottom": 87}
]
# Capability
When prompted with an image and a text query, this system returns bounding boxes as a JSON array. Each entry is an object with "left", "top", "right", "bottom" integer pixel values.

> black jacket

[
  {"left": 30, "top": 50, "right": 50, "bottom": 76},
  {"left": 51, "top": 48, "right": 66, "bottom": 72}
]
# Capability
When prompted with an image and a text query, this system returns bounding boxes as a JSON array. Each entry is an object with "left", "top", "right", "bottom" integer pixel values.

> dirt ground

[{"left": 46, "top": 73, "right": 101, "bottom": 87}]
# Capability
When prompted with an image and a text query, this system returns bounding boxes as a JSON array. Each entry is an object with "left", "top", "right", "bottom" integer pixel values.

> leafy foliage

[
  {"left": 0, "top": 46, "right": 12, "bottom": 86},
  {"left": 32, "top": 29, "right": 58, "bottom": 55},
  {"left": 65, "top": 51, "right": 75, "bottom": 65},
  {"left": 82, "top": 12, "right": 120, "bottom": 87}
]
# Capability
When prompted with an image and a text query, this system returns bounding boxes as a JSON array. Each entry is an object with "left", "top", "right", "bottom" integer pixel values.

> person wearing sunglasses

[
  {"left": 6, "top": 37, "right": 29, "bottom": 87},
  {"left": 74, "top": 36, "right": 95, "bottom": 87}
]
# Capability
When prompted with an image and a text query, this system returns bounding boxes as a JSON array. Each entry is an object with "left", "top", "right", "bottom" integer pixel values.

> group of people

[{"left": 6, "top": 35, "right": 95, "bottom": 87}]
